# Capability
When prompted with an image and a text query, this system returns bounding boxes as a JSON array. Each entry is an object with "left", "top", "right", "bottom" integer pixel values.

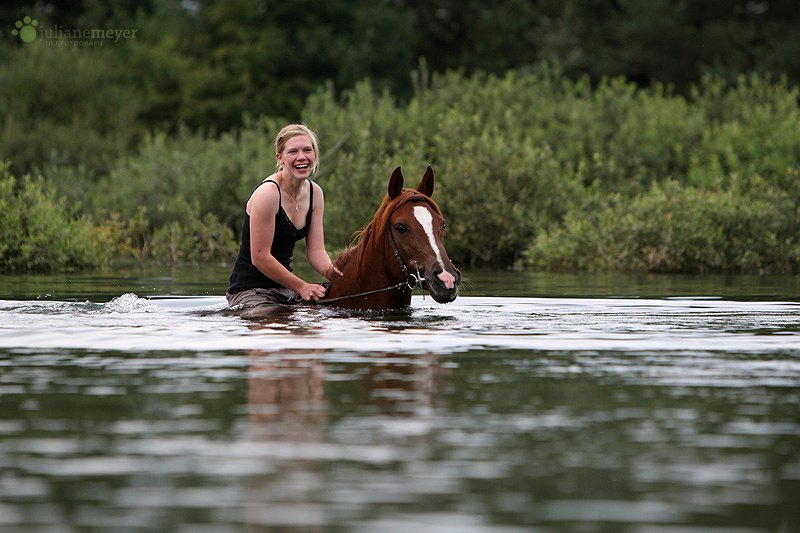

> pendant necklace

[
  {"left": 286, "top": 191, "right": 300, "bottom": 211},
  {"left": 281, "top": 171, "right": 301, "bottom": 211}
]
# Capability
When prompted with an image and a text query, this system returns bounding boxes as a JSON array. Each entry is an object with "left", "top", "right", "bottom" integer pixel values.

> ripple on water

[{"left": 1, "top": 296, "right": 799, "bottom": 354}]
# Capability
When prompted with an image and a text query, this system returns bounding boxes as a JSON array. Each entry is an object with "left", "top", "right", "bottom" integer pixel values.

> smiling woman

[{"left": 225, "top": 124, "right": 342, "bottom": 311}]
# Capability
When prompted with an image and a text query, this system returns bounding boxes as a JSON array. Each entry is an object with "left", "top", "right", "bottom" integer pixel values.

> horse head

[
  {"left": 383, "top": 165, "right": 461, "bottom": 304},
  {"left": 328, "top": 165, "right": 461, "bottom": 310}
]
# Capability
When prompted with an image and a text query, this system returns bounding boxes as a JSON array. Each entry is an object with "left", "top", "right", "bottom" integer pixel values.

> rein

[{"left": 315, "top": 222, "right": 424, "bottom": 305}]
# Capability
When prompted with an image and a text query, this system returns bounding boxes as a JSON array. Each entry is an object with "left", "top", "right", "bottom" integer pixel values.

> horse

[{"left": 322, "top": 165, "right": 460, "bottom": 310}]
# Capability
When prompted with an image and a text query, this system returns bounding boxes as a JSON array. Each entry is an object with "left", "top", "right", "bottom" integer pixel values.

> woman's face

[{"left": 278, "top": 135, "right": 316, "bottom": 180}]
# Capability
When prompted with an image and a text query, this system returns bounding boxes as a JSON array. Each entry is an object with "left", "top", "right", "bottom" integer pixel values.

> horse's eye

[
  {"left": 442, "top": 222, "right": 447, "bottom": 231},
  {"left": 394, "top": 223, "right": 408, "bottom": 234}
]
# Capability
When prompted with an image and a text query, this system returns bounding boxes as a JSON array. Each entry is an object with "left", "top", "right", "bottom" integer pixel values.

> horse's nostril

[{"left": 436, "top": 270, "right": 457, "bottom": 289}]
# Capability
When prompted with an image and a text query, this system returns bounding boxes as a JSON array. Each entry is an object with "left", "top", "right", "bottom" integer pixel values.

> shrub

[
  {"left": 525, "top": 177, "right": 800, "bottom": 274},
  {"left": 688, "top": 74, "right": 800, "bottom": 187},
  {"left": 94, "top": 118, "right": 283, "bottom": 231},
  {"left": 0, "top": 163, "right": 115, "bottom": 273},
  {"left": 105, "top": 199, "right": 237, "bottom": 266},
  {"left": 304, "top": 73, "right": 585, "bottom": 266},
  {"left": 148, "top": 199, "right": 237, "bottom": 264}
]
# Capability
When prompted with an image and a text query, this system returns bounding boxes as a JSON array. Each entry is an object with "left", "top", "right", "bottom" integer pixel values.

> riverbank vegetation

[
  {"left": 2, "top": 1, "right": 799, "bottom": 273},
  {"left": 3, "top": 68, "right": 799, "bottom": 273}
]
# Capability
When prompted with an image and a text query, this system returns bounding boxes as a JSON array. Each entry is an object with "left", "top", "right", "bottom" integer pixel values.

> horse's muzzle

[{"left": 425, "top": 267, "right": 461, "bottom": 303}]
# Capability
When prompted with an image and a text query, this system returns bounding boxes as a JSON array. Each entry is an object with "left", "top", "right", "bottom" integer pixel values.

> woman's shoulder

[
  {"left": 253, "top": 175, "right": 281, "bottom": 196},
  {"left": 310, "top": 180, "right": 325, "bottom": 199},
  {"left": 247, "top": 175, "right": 281, "bottom": 214}
]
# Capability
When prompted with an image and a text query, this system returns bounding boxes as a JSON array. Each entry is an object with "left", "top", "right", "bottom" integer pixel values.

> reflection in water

[
  {"left": 245, "top": 350, "right": 326, "bottom": 531},
  {"left": 242, "top": 345, "right": 451, "bottom": 531}
]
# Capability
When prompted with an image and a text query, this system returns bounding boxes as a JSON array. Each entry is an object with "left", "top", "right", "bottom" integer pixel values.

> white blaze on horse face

[{"left": 413, "top": 204, "right": 446, "bottom": 272}]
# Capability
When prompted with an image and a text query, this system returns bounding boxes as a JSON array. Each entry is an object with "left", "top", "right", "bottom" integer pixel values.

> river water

[{"left": 1, "top": 266, "right": 799, "bottom": 532}]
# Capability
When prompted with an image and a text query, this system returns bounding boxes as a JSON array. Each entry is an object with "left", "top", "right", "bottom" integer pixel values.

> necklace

[
  {"left": 284, "top": 190, "right": 301, "bottom": 212},
  {"left": 279, "top": 172, "right": 303, "bottom": 212}
]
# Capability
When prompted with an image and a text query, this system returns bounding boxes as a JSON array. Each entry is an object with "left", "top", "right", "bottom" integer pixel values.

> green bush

[
  {"left": 0, "top": 163, "right": 115, "bottom": 273},
  {"left": 525, "top": 178, "right": 800, "bottom": 274},
  {"left": 100, "top": 198, "right": 237, "bottom": 266},
  {"left": 91, "top": 116, "right": 285, "bottom": 227},
  {"left": 687, "top": 74, "right": 800, "bottom": 188},
  {"left": 148, "top": 199, "right": 237, "bottom": 264}
]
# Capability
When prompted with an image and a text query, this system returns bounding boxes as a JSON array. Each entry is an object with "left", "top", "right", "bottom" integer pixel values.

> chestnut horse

[{"left": 322, "top": 165, "right": 460, "bottom": 310}]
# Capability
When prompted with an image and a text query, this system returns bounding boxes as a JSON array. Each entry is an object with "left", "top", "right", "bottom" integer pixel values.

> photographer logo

[{"left": 12, "top": 16, "right": 38, "bottom": 42}]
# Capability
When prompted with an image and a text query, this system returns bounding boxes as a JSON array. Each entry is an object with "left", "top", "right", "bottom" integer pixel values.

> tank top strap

[
  {"left": 306, "top": 179, "right": 314, "bottom": 225},
  {"left": 260, "top": 179, "right": 281, "bottom": 210}
]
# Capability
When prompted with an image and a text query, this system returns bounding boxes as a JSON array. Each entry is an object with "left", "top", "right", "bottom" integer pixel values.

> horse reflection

[{"left": 242, "top": 348, "right": 451, "bottom": 531}]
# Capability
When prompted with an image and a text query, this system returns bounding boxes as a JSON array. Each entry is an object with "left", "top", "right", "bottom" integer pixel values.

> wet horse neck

[{"left": 327, "top": 235, "right": 412, "bottom": 310}]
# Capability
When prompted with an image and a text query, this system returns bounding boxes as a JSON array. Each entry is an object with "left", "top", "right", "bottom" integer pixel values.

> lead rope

[
  {"left": 314, "top": 223, "right": 425, "bottom": 305},
  {"left": 313, "top": 279, "right": 416, "bottom": 305}
]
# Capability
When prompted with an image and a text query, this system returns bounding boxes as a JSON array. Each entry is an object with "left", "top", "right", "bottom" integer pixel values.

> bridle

[
  {"left": 385, "top": 221, "right": 426, "bottom": 289},
  {"left": 315, "top": 221, "right": 425, "bottom": 305}
]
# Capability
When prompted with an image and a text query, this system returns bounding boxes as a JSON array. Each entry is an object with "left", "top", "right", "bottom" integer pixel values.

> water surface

[{"left": 1, "top": 267, "right": 798, "bottom": 532}]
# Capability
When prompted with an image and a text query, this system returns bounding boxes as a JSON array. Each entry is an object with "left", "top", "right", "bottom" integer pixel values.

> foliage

[
  {"left": 5, "top": 67, "right": 800, "bottom": 273},
  {"left": 4, "top": 1, "right": 800, "bottom": 274},
  {"left": 0, "top": 163, "right": 115, "bottom": 272},
  {"left": 305, "top": 70, "right": 800, "bottom": 271},
  {"left": 94, "top": 118, "right": 282, "bottom": 229},
  {"left": 148, "top": 199, "right": 237, "bottom": 265},
  {"left": 526, "top": 178, "right": 800, "bottom": 274},
  {"left": 94, "top": 189, "right": 239, "bottom": 267},
  {"left": 302, "top": 72, "right": 587, "bottom": 266},
  {"left": 0, "top": 44, "right": 144, "bottom": 178}
]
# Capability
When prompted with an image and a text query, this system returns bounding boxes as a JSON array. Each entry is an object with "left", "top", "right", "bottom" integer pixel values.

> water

[{"left": 1, "top": 266, "right": 799, "bottom": 532}]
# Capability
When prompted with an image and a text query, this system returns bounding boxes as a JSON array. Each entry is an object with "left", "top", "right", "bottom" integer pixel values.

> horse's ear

[
  {"left": 388, "top": 166, "right": 404, "bottom": 199},
  {"left": 416, "top": 165, "right": 435, "bottom": 197}
]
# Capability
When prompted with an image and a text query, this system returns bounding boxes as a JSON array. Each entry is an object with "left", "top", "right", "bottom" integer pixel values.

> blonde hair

[{"left": 275, "top": 124, "right": 320, "bottom": 176}]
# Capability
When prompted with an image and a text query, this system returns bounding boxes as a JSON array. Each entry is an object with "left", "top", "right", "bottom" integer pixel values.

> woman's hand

[
  {"left": 324, "top": 264, "right": 343, "bottom": 281},
  {"left": 298, "top": 282, "right": 328, "bottom": 301}
]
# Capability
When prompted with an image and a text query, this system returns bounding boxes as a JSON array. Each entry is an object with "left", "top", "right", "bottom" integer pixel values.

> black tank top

[{"left": 227, "top": 179, "right": 313, "bottom": 293}]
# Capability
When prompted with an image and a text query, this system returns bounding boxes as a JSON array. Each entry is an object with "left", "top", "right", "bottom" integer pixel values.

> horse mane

[{"left": 333, "top": 189, "right": 441, "bottom": 272}]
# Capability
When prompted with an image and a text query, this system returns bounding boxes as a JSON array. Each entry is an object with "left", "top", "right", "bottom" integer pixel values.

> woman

[{"left": 227, "top": 124, "right": 341, "bottom": 308}]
